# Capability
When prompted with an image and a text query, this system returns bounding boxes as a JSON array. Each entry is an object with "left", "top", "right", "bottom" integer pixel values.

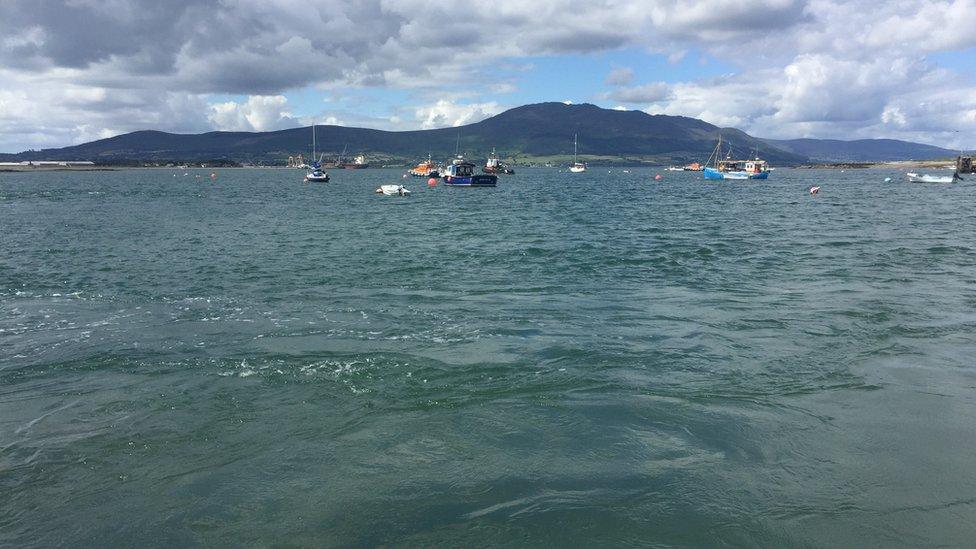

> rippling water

[{"left": 2, "top": 167, "right": 976, "bottom": 547}]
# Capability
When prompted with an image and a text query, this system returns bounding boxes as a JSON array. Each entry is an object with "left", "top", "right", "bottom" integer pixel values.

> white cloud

[
  {"left": 642, "top": 53, "right": 976, "bottom": 148},
  {"left": 0, "top": 0, "right": 975, "bottom": 151},
  {"left": 207, "top": 95, "right": 299, "bottom": 132},
  {"left": 414, "top": 100, "right": 503, "bottom": 129}
]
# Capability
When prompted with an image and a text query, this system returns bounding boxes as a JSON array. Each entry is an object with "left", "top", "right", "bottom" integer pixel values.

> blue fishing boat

[
  {"left": 702, "top": 136, "right": 769, "bottom": 180},
  {"left": 442, "top": 157, "right": 497, "bottom": 187}
]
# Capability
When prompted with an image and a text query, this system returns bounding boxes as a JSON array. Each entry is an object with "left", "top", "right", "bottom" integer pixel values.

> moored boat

[
  {"left": 408, "top": 153, "right": 440, "bottom": 177},
  {"left": 305, "top": 167, "right": 330, "bottom": 182},
  {"left": 569, "top": 133, "right": 586, "bottom": 173},
  {"left": 304, "top": 125, "right": 330, "bottom": 183},
  {"left": 443, "top": 159, "right": 497, "bottom": 187},
  {"left": 341, "top": 154, "right": 369, "bottom": 169},
  {"left": 702, "top": 136, "right": 769, "bottom": 180},
  {"left": 376, "top": 184, "right": 410, "bottom": 196},
  {"left": 683, "top": 162, "right": 703, "bottom": 171},
  {"left": 483, "top": 148, "right": 514, "bottom": 174}
]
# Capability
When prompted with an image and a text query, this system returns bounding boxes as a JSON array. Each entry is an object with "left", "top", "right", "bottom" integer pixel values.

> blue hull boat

[
  {"left": 702, "top": 135, "right": 771, "bottom": 180},
  {"left": 443, "top": 159, "right": 497, "bottom": 187},
  {"left": 443, "top": 174, "right": 497, "bottom": 187},
  {"left": 703, "top": 167, "right": 768, "bottom": 180}
]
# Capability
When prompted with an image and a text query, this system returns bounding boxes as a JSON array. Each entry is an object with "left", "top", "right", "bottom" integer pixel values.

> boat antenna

[{"left": 455, "top": 131, "right": 461, "bottom": 157}]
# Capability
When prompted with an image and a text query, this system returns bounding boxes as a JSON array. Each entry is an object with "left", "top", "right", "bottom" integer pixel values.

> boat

[
  {"left": 375, "top": 184, "right": 410, "bottom": 196},
  {"left": 702, "top": 136, "right": 769, "bottom": 180},
  {"left": 569, "top": 133, "right": 586, "bottom": 172},
  {"left": 408, "top": 153, "right": 440, "bottom": 177},
  {"left": 682, "top": 162, "right": 703, "bottom": 171},
  {"left": 907, "top": 172, "right": 959, "bottom": 183},
  {"left": 341, "top": 154, "right": 369, "bottom": 169},
  {"left": 665, "top": 166, "right": 683, "bottom": 172},
  {"left": 483, "top": 148, "right": 514, "bottom": 174},
  {"left": 304, "top": 125, "right": 330, "bottom": 183},
  {"left": 443, "top": 159, "right": 497, "bottom": 187}
]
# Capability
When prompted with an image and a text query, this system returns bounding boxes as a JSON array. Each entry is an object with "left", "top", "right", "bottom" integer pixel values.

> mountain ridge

[{"left": 0, "top": 103, "right": 960, "bottom": 165}]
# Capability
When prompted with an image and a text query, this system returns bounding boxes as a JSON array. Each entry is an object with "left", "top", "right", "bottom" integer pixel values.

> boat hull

[
  {"left": 703, "top": 167, "right": 768, "bottom": 180},
  {"left": 305, "top": 170, "right": 330, "bottom": 182},
  {"left": 409, "top": 167, "right": 439, "bottom": 177},
  {"left": 376, "top": 185, "right": 410, "bottom": 196},
  {"left": 443, "top": 174, "right": 497, "bottom": 187}
]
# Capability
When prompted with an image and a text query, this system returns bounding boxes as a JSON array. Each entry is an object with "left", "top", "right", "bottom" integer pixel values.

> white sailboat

[
  {"left": 304, "top": 124, "right": 330, "bottom": 183},
  {"left": 570, "top": 133, "right": 586, "bottom": 172}
]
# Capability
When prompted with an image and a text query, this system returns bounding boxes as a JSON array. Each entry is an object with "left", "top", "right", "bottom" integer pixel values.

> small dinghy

[
  {"left": 907, "top": 172, "right": 958, "bottom": 183},
  {"left": 376, "top": 184, "right": 410, "bottom": 196}
]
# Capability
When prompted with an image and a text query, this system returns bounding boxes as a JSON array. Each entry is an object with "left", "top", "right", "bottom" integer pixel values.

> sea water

[{"left": 2, "top": 168, "right": 975, "bottom": 546}]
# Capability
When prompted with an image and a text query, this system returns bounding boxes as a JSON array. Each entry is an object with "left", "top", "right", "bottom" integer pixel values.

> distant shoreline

[
  {"left": 795, "top": 160, "right": 960, "bottom": 169},
  {"left": 1, "top": 160, "right": 963, "bottom": 172}
]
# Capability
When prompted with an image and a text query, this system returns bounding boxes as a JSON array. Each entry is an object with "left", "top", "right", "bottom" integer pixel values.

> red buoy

[{"left": 428, "top": 177, "right": 438, "bottom": 186}]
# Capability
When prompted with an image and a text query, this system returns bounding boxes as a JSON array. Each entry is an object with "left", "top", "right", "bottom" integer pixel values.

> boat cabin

[
  {"left": 718, "top": 159, "right": 768, "bottom": 173},
  {"left": 446, "top": 161, "right": 475, "bottom": 177}
]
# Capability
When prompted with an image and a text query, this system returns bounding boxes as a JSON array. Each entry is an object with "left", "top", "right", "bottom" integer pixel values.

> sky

[{"left": 1, "top": 0, "right": 975, "bottom": 153}]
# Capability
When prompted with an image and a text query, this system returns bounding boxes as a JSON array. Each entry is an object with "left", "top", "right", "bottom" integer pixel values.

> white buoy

[{"left": 809, "top": 186, "right": 820, "bottom": 195}]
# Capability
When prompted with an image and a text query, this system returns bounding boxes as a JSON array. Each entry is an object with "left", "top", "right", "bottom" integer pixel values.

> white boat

[
  {"left": 665, "top": 166, "right": 683, "bottom": 172},
  {"left": 569, "top": 133, "right": 586, "bottom": 172},
  {"left": 376, "top": 184, "right": 410, "bottom": 196},
  {"left": 304, "top": 125, "right": 330, "bottom": 183},
  {"left": 907, "top": 172, "right": 956, "bottom": 183}
]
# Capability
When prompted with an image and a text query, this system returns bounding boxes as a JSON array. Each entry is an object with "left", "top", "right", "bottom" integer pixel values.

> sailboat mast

[
  {"left": 312, "top": 124, "right": 316, "bottom": 160},
  {"left": 574, "top": 133, "right": 578, "bottom": 164}
]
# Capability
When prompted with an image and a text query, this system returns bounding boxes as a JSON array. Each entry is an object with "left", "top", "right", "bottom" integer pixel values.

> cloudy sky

[{"left": 1, "top": 0, "right": 974, "bottom": 152}]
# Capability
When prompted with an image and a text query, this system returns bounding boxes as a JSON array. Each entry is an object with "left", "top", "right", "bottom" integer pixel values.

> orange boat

[
  {"left": 408, "top": 153, "right": 440, "bottom": 177},
  {"left": 682, "top": 162, "right": 703, "bottom": 171}
]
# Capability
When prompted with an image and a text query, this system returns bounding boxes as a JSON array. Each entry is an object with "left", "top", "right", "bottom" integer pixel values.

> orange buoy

[{"left": 427, "top": 177, "right": 438, "bottom": 187}]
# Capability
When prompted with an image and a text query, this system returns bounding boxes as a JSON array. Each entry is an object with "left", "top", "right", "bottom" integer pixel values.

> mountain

[
  {"left": 0, "top": 103, "right": 805, "bottom": 165},
  {"left": 762, "top": 138, "right": 958, "bottom": 162},
  {"left": 1, "top": 102, "right": 957, "bottom": 165}
]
